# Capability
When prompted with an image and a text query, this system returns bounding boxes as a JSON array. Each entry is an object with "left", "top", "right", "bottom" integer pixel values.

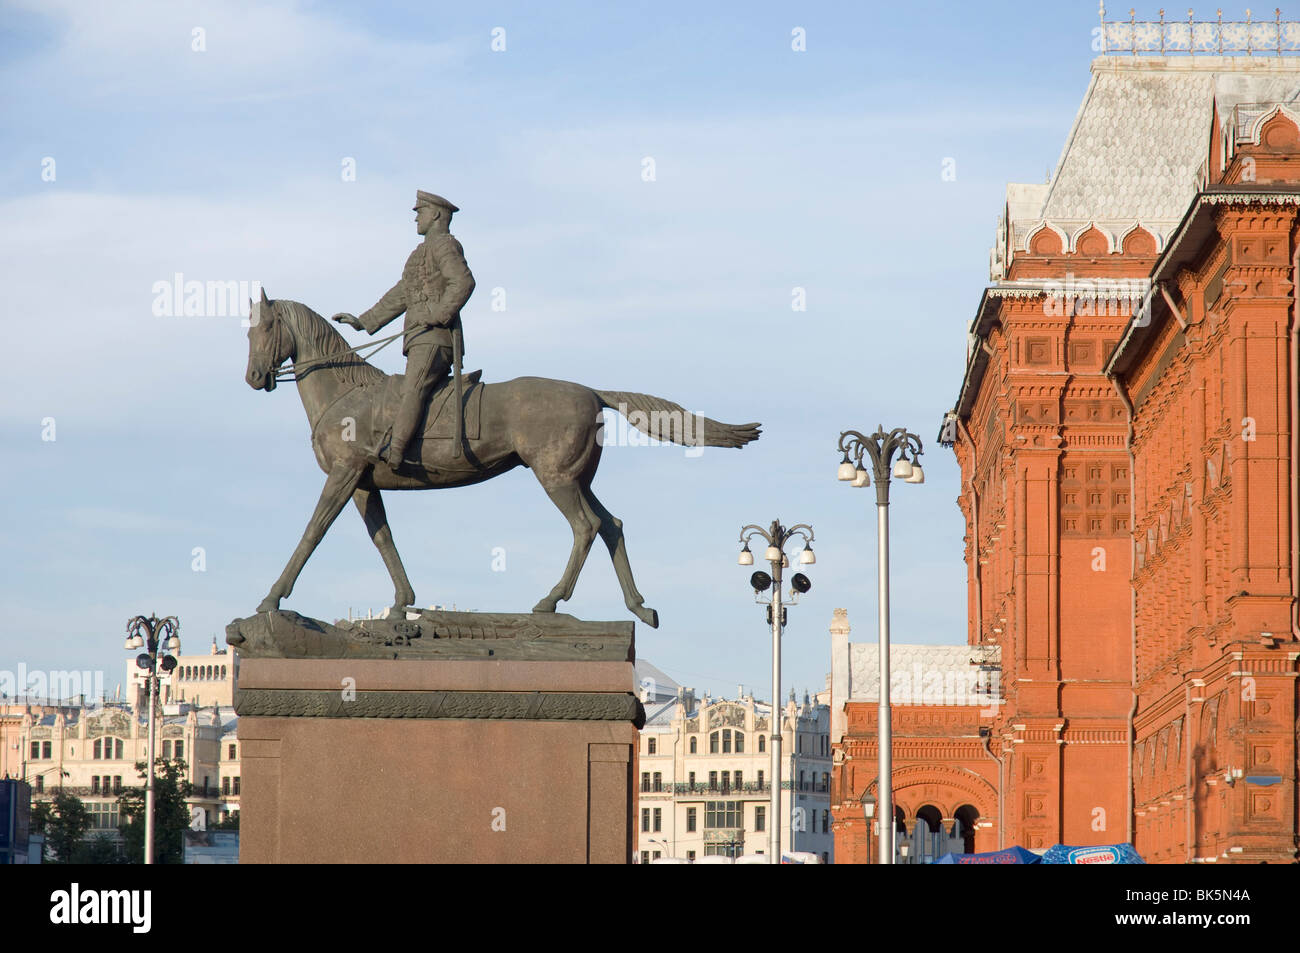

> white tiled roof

[
  {"left": 847, "top": 643, "right": 999, "bottom": 707},
  {"left": 1041, "top": 69, "right": 1214, "bottom": 226},
  {"left": 1000, "top": 56, "right": 1300, "bottom": 268}
]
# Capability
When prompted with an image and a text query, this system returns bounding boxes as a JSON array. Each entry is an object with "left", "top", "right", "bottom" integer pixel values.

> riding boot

[{"left": 386, "top": 343, "right": 451, "bottom": 472}]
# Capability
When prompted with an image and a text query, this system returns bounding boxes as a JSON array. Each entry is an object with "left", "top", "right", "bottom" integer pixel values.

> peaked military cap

[{"left": 414, "top": 190, "right": 459, "bottom": 213}]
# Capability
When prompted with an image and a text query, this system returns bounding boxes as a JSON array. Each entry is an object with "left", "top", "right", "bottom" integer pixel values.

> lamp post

[
  {"left": 860, "top": 790, "right": 876, "bottom": 865},
  {"left": 836, "top": 426, "right": 924, "bottom": 865},
  {"left": 738, "top": 518, "right": 815, "bottom": 864},
  {"left": 125, "top": 614, "right": 180, "bottom": 865},
  {"left": 645, "top": 836, "right": 671, "bottom": 862}
]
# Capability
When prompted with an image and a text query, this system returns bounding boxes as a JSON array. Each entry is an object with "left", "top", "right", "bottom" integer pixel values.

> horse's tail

[{"left": 595, "top": 391, "right": 761, "bottom": 449}]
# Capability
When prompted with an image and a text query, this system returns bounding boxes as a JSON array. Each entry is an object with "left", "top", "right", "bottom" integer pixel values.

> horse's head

[{"left": 245, "top": 288, "right": 292, "bottom": 392}]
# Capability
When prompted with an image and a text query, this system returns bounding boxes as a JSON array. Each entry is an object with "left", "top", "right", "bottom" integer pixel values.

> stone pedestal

[{"left": 229, "top": 610, "right": 640, "bottom": 864}]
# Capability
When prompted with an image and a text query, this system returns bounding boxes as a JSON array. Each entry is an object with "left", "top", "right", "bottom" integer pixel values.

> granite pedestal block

[{"left": 229, "top": 610, "right": 640, "bottom": 864}]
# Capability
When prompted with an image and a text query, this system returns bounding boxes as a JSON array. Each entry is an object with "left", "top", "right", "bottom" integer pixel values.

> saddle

[{"left": 369, "top": 369, "right": 485, "bottom": 447}]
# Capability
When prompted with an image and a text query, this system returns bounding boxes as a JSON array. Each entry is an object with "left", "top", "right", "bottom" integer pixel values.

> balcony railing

[
  {"left": 60, "top": 785, "right": 123, "bottom": 799},
  {"left": 790, "top": 780, "right": 829, "bottom": 793},
  {"left": 52, "top": 783, "right": 232, "bottom": 800},
  {"left": 640, "top": 780, "right": 831, "bottom": 796},
  {"left": 671, "top": 781, "right": 771, "bottom": 796}
]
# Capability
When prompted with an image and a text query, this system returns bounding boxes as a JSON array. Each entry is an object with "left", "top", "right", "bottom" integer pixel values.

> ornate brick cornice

[{"left": 1203, "top": 193, "right": 1300, "bottom": 207}]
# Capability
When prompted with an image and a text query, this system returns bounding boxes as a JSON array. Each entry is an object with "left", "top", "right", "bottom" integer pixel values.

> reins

[{"left": 274, "top": 327, "right": 403, "bottom": 382}]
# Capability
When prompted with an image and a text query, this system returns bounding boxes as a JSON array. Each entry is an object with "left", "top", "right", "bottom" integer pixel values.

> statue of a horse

[{"left": 243, "top": 293, "right": 760, "bottom": 627}]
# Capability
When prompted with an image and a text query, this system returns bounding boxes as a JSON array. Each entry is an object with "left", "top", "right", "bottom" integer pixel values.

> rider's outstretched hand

[{"left": 332, "top": 312, "right": 364, "bottom": 331}]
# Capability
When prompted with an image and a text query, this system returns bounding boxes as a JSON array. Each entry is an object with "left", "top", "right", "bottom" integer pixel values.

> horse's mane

[{"left": 278, "top": 299, "right": 387, "bottom": 386}]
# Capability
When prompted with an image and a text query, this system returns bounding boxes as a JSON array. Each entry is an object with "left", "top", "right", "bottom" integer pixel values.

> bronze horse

[{"left": 244, "top": 293, "right": 760, "bottom": 627}]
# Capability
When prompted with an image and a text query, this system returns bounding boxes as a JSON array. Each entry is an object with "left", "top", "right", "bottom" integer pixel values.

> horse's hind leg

[
  {"left": 353, "top": 482, "right": 416, "bottom": 613},
  {"left": 581, "top": 484, "right": 659, "bottom": 629},
  {"left": 532, "top": 480, "right": 598, "bottom": 614}
]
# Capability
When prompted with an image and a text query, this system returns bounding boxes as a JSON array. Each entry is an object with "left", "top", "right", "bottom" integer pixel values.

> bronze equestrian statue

[{"left": 244, "top": 201, "right": 760, "bottom": 626}]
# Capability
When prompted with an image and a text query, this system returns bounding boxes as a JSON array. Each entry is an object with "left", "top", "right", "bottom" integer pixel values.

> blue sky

[{"left": 1, "top": 0, "right": 1111, "bottom": 702}]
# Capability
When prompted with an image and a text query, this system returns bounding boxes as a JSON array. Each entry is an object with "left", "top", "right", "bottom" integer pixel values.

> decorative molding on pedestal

[{"left": 235, "top": 687, "right": 644, "bottom": 724}]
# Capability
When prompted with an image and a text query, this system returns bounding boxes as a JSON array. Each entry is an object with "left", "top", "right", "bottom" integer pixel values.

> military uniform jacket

[{"left": 358, "top": 233, "right": 475, "bottom": 354}]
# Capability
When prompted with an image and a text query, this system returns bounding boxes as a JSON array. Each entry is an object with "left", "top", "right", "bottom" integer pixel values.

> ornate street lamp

[
  {"left": 737, "top": 519, "right": 814, "bottom": 864},
  {"left": 835, "top": 426, "right": 924, "bottom": 865},
  {"left": 860, "top": 790, "right": 876, "bottom": 865},
  {"left": 125, "top": 613, "right": 180, "bottom": 865}
]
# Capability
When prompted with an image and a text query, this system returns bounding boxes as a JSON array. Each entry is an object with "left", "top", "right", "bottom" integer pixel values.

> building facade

[
  {"left": 910, "top": 51, "right": 1300, "bottom": 863},
  {"left": 635, "top": 677, "right": 833, "bottom": 862},
  {"left": 16, "top": 700, "right": 241, "bottom": 846},
  {"left": 1105, "top": 99, "right": 1300, "bottom": 863},
  {"left": 828, "top": 609, "right": 1002, "bottom": 863}
]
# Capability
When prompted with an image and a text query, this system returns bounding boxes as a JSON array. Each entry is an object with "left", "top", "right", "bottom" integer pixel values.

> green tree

[
  {"left": 30, "top": 798, "right": 53, "bottom": 834},
  {"left": 70, "top": 833, "right": 125, "bottom": 864},
  {"left": 212, "top": 809, "right": 240, "bottom": 831},
  {"left": 118, "top": 760, "right": 193, "bottom": 864},
  {"left": 43, "top": 789, "right": 91, "bottom": 864}
]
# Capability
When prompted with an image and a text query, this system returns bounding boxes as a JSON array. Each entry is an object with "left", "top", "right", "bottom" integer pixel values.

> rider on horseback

[{"left": 333, "top": 190, "right": 475, "bottom": 473}]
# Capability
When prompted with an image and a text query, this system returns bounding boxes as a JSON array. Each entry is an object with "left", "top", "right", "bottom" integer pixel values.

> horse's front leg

[
  {"left": 257, "top": 462, "right": 367, "bottom": 613},
  {"left": 352, "top": 481, "right": 416, "bottom": 614}
]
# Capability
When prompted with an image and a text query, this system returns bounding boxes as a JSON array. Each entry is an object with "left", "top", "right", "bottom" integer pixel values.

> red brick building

[
  {"left": 829, "top": 609, "right": 1002, "bottom": 863},
  {"left": 832, "top": 52, "right": 1300, "bottom": 864}
]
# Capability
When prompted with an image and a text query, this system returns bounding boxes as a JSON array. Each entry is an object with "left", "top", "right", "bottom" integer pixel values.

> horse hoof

[
  {"left": 634, "top": 605, "right": 659, "bottom": 629},
  {"left": 532, "top": 603, "right": 557, "bottom": 614}
]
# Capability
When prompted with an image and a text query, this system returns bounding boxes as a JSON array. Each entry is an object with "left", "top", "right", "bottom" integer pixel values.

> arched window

[
  {"left": 722, "top": 729, "right": 732, "bottom": 753},
  {"left": 689, "top": 736, "right": 697, "bottom": 754},
  {"left": 954, "top": 804, "right": 980, "bottom": 854},
  {"left": 758, "top": 735, "right": 765, "bottom": 753},
  {"left": 93, "top": 739, "right": 102, "bottom": 759},
  {"left": 709, "top": 732, "right": 719, "bottom": 754},
  {"left": 911, "top": 805, "right": 945, "bottom": 864},
  {"left": 735, "top": 731, "right": 745, "bottom": 753}
]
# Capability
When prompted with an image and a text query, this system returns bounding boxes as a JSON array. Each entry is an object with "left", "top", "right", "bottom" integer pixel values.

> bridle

[
  {"left": 255, "top": 302, "right": 406, "bottom": 438},
  {"left": 258, "top": 304, "right": 402, "bottom": 384}
]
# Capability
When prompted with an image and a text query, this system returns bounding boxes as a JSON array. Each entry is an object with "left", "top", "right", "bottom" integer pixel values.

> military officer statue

[{"left": 333, "top": 190, "right": 475, "bottom": 470}]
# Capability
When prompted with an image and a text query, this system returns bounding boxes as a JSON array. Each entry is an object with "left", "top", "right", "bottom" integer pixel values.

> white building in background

[
  {"left": 18, "top": 701, "right": 241, "bottom": 845},
  {"left": 126, "top": 635, "right": 237, "bottom": 709},
  {"left": 635, "top": 668, "right": 833, "bottom": 863}
]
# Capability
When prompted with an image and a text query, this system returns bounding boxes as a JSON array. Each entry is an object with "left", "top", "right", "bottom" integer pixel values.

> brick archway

[
  {"left": 863, "top": 763, "right": 998, "bottom": 833},
  {"left": 851, "top": 764, "right": 999, "bottom": 859}
]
